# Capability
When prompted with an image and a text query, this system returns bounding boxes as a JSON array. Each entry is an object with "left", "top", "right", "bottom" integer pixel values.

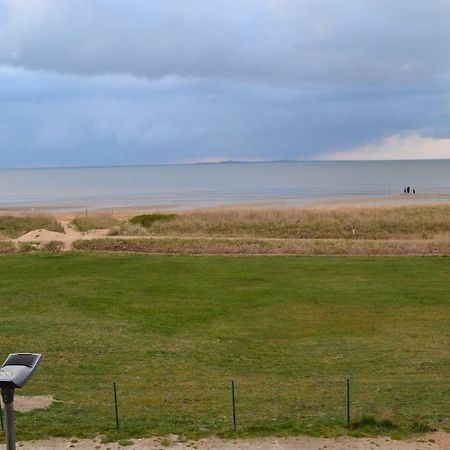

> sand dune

[{"left": 12, "top": 222, "right": 108, "bottom": 250}]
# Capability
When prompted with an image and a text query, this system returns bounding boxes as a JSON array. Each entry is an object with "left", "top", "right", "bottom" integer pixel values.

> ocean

[{"left": 0, "top": 160, "right": 449, "bottom": 211}]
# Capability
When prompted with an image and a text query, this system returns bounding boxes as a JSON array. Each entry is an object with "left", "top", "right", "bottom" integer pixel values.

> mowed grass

[{"left": 0, "top": 253, "right": 449, "bottom": 440}]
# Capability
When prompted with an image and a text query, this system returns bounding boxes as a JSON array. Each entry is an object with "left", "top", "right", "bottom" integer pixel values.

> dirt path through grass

[
  {"left": 9, "top": 230, "right": 450, "bottom": 254},
  {"left": 5, "top": 433, "right": 450, "bottom": 450}
]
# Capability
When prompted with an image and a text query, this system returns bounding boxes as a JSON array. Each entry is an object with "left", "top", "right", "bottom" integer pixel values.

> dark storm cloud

[
  {"left": 2, "top": 0, "right": 450, "bottom": 85},
  {"left": 0, "top": 0, "right": 449, "bottom": 166}
]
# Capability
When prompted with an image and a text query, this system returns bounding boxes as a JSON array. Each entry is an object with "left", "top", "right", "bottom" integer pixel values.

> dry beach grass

[
  {"left": 1, "top": 204, "right": 449, "bottom": 255},
  {"left": 72, "top": 236, "right": 450, "bottom": 255},
  {"left": 0, "top": 214, "right": 63, "bottom": 238},
  {"left": 71, "top": 213, "right": 120, "bottom": 232},
  {"left": 144, "top": 205, "right": 450, "bottom": 240}
]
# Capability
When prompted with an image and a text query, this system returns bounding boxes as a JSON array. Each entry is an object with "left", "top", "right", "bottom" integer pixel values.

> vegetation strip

[
  {"left": 65, "top": 205, "right": 450, "bottom": 240},
  {"left": 72, "top": 237, "right": 450, "bottom": 255},
  {"left": 123, "top": 205, "right": 450, "bottom": 240}
]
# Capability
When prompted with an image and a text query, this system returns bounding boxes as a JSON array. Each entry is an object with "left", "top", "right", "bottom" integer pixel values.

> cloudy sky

[{"left": 0, "top": 0, "right": 450, "bottom": 167}]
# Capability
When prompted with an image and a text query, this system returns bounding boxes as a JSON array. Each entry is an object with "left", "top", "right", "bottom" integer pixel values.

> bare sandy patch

[
  {"left": 307, "top": 194, "right": 450, "bottom": 209},
  {"left": 12, "top": 222, "right": 109, "bottom": 250},
  {"left": 12, "top": 395, "right": 54, "bottom": 412},
  {"left": 2, "top": 434, "right": 448, "bottom": 450},
  {"left": 14, "top": 229, "right": 67, "bottom": 242}
]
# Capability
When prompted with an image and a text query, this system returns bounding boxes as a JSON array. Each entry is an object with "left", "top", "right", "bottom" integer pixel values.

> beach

[{"left": 1, "top": 161, "right": 449, "bottom": 213}]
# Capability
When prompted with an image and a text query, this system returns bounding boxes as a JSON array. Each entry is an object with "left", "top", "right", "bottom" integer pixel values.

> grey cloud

[
  {"left": 0, "top": 1, "right": 450, "bottom": 167},
  {"left": 0, "top": 68, "right": 448, "bottom": 167},
  {"left": 1, "top": 0, "right": 450, "bottom": 85}
]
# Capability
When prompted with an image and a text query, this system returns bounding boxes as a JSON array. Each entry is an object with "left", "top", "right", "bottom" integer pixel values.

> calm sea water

[{"left": 0, "top": 160, "right": 449, "bottom": 211}]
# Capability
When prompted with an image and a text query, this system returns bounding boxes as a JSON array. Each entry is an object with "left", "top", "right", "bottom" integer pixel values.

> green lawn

[{"left": 0, "top": 253, "right": 449, "bottom": 440}]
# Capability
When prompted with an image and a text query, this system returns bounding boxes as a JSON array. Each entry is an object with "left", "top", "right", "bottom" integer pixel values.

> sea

[{"left": 0, "top": 160, "right": 449, "bottom": 212}]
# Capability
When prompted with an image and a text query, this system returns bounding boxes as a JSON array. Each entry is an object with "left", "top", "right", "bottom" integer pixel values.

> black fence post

[
  {"left": 0, "top": 399, "right": 4, "bottom": 431},
  {"left": 113, "top": 382, "right": 120, "bottom": 432},
  {"left": 346, "top": 378, "right": 351, "bottom": 427},
  {"left": 231, "top": 381, "right": 237, "bottom": 431}
]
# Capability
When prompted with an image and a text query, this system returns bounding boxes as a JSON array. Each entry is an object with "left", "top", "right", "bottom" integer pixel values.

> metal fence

[{"left": 1, "top": 375, "right": 449, "bottom": 439}]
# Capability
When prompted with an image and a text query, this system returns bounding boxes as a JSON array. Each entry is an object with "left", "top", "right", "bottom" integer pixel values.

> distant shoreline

[{"left": 1, "top": 158, "right": 450, "bottom": 171}]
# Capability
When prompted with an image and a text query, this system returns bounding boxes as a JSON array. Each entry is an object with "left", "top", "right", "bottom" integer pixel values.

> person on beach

[{"left": 407, "top": 186, "right": 410, "bottom": 193}]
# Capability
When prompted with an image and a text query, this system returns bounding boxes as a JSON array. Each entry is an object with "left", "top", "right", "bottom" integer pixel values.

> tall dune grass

[
  {"left": 0, "top": 214, "right": 63, "bottom": 239},
  {"left": 130, "top": 213, "right": 178, "bottom": 227},
  {"left": 71, "top": 214, "right": 121, "bottom": 232},
  {"left": 0, "top": 240, "right": 15, "bottom": 252},
  {"left": 145, "top": 205, "right": 450, "bottom": 240}
]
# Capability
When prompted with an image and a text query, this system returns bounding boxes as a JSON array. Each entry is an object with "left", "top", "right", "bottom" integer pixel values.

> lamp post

[{"left": 0, "top": 354, "right": 42, "bottom": 450}]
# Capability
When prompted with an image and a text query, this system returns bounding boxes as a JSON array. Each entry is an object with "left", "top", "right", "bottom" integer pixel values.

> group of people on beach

[{"left": 403, "top": 186, "right": 416, "bottom": 194}]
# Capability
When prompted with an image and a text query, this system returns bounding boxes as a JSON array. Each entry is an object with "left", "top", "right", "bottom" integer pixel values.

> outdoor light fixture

[{"left": 0, "top": 353, "right": 42, "bottom": 450}]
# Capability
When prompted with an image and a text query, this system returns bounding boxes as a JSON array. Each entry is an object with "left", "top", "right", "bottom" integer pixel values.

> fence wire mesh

[{"left": 1, "top": 375, "right": 449, "bottom": 437}]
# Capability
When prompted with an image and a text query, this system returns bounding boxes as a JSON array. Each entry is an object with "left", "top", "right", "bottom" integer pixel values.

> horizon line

[{"left": 1, "top": 158, "right": 450, "bottom": 171}]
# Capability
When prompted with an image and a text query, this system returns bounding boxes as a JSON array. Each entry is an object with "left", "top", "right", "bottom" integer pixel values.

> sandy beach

[{"left": 1, "top": 193, "right": 449, "bottom": 223}]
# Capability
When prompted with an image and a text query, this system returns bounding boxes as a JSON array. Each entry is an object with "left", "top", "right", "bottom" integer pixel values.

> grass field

[{"left": 0, "top": 253, "right": 449, "bottom": 441}]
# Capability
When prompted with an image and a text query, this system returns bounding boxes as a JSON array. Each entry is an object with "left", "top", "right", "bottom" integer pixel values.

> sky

[{"left": 0, "top": 0, "right": 450, "bottom": 167}]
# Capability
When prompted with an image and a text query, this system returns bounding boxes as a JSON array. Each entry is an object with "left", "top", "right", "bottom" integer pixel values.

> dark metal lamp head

[{"left": 0, "top": 353, "right": 42, "bottom": 389}]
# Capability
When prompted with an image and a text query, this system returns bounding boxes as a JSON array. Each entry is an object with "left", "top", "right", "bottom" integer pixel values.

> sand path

[
  {"left": 10, "top": 225, "right": 277, "bottom": 252},
  {"left": 12, "top": 224, "right": 364, "bottom": 252},
  {"left": 13, "top": 221, "right": 109, "bottom": 250},
  {"left": 1, "top": 433, "right": 449, "bottom": 450}
]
